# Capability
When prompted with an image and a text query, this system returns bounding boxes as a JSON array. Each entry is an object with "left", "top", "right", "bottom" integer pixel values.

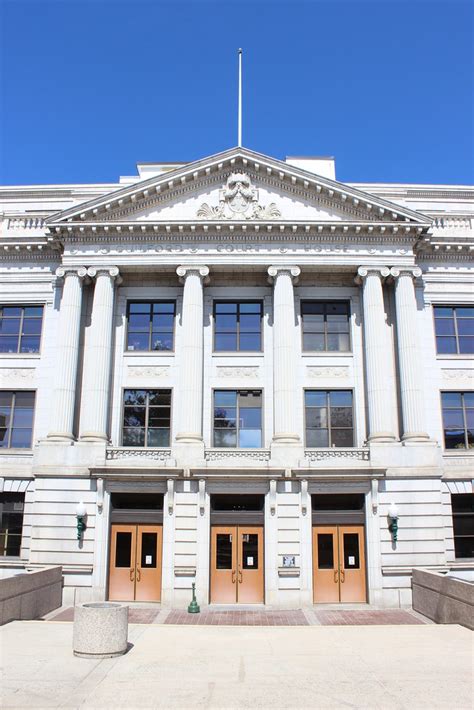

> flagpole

[{"left": 238, "top": 48, "right": 242, "bottom": 147}]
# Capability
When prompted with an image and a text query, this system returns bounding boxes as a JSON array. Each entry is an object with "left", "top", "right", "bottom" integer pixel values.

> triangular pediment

[{"left": 45, "top": 147, "right": 431, "bottom": 229}]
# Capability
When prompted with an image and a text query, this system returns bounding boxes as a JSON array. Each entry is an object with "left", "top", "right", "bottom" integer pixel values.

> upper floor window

[
  {"left": 0, "top": 306, "right": 43, "bottom": 354},
  {"left": 451, "top": 494, "right": 474, "bottom": 558},
  {"left": 214, "top": 302, "right": 262, "bottom": 352},
  {"left": 301, "top": 302, "right": 350, "bottom": 352},
  {"left": 434, "top": 306, "right": 474, "bottom": 355},
  {"left": 213, "top": 390, "right": 262, "bottom": 448},
  {"left": 305, "top": 390, "right": 354, "bottom": 447},
  {"left": 126, "top": 302, "right": 175, "bottom": 352},
  {"left": 122, "top": 389, "right": 171, "bottom": 447},
  {"left": 441, "top": 391, "right": 474, "bottom": 450},
  {"left": 0, "top": 493, "right": 25, "bottom": 557},
  {"left": 0, "top": 391, "right": 35, "bottom": 449}
]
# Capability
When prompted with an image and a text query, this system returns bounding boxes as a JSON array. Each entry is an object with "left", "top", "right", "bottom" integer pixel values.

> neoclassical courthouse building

[{"left": 0, "top": 146, "right": 473, "bottom": 608}]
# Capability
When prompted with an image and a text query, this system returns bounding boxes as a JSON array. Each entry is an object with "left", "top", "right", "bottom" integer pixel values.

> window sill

[
  {"left": 123, "top": 351, "right": 175, "bottom": 357},
  {"left": 0, "top": 449, "right": 33, "bottom": 455},
  {"left": 436, "top": 354, "right": 474, "bottom": 360},
  {"left": 212, "top": 352, "right": 265, "bottom": 358},
  {"left": 0, "top": 353, "right": 41, "bottom": 359},
  {"left": 443, "top": 450, "right": 474, "bottom": 456},
  {"left": 301, "top": 352, "right": 353, "bottom": 358}
]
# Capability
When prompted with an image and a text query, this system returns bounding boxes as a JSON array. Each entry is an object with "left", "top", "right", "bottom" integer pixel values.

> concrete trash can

[{"left": 73, "top": 602, "right": 129, "bottom": 658}]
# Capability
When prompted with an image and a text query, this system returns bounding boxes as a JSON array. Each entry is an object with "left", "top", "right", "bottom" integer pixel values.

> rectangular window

[
  {"left": 122, "top": 389, "right": 171, "bottom": 447},
  {"left": 451, "top": 494, "right": 474, "bottom": 558},
  {"left": 0, "top": 391, "right": 35, "bottom": 449},
  {"left": 0, "top": 493, "right": 25, "bottom": 557},
  {"left": 434, "top": 306, "right": 474, "bottom": 355},
  {"left": 0, "top": 305, "right": 43, "bottom": 354},
  {"left": 301, "top": 301, "right": 350, "bottom": 352},
  {"left": 126, "top": 302, "right": 175, "bottom": 352},
  {"left": 213, "top": 390, "right": 262, "bottom": 448},
  {"left": 305, "top": 390, "right": 354, "bottom": 447},
  {"left": 214, "top": 302, "right": 262, "bottom": 352},
  {"left": 441, "top": 392, "right": 474, "bottom": 450}
]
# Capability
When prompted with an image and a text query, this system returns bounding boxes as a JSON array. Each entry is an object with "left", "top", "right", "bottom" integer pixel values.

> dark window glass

[
  {"left": 305, "top": 391, "right": 353, "bottom": 448},
  {"left": 441, "top": 392, "right": 474, "bottom": 450},
  {"left": 122, "top": 389, "right": 171, "bottom": 447},
  {"left": 452, "top": 494, "right": 474, "bottom": 558},
  {"left": 301, "top": 302, "right": 350, "bottom": 352},
  {"left": 115, "top": 532, "right": 132, "bottom": 567},
  {"left": 317, "top": 533, "right": 334, "bottom": 569},
  {"left": 242, "top": 534, "right": 258, "bottom": 569},
  {"left": 213, "top": 391, "right": 262, "bottom": 448},
  {"left": 0, "top": 493, "right": 24, "bottom": 557},
  {"left": 211, "top": 495, "right": 264, "bottom": 512},
  {"left": 214, "top": 302, "right": 262, "bottom": 352},
  {"left": 0, "top": 305, "right": 43, "bottom": 354},
  {"left": 0, "top": 391, "right": 35, "bottom": 449},
  {"left": 141, "top": 532, "right": 157, "bottom": 568},
  {"left": 434, "top": 306, "right": 474, "bottom": 355},
  {"left": 126, "top": 302, "right": 175, "bottom": 351},
  {"left": 216, "top": 533, "right": 233, "bottom": 569},
  {"left": 343, "top": 533, "right": 360, "bottom": 569}
]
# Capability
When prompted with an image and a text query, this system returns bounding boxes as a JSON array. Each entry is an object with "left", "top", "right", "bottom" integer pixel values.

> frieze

[
  {"left": 205, "top": 449, "right": 271, "bottom": 463},
  {"left": 216, "top": 366, "right": 259, "bottom": 379},
  {"left": 442, "top": 369, "right": 474, "bottom": 380},
  {"left": 106, "top": 447, "right": 172, "bottom": 462},
  {"left": 127, "top": 366, "right": 170, "bottom": 378},
  {"left": 0, "top": 368, "right": 35, "bottom": 384},
  {"left": 307, "top": 366, "right": 350, "bottom": 378},
  {"left": 305, "top": 448, "right": 370, "bottom": 462}
]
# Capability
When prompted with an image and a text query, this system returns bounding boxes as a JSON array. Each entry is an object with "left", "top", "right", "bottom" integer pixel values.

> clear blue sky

[{"left": 1, "top": 0, "right": 472, "bottom": 185}]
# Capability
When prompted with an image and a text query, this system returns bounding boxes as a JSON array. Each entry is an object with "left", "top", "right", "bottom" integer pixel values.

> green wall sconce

[
  {"left": 76, "top": 501, "right": 87, "bottom": 541},
  {"left": 388, "top": 502, "right": 399, "bottom": 542}
]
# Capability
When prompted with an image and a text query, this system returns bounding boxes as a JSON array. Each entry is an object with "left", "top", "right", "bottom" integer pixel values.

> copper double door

[
  {"left": 210, "top": 526, "right": 264, "bottom": 603},
  {"left": 109, "top": 524, "right": 162, "bottom": 602},
  {"left": 313, "top": 525, "right": 366, "bottom": 603}
]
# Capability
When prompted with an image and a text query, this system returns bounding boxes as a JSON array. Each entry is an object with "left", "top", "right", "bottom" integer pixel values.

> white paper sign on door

[
  {"left": 348, "top": 556, "right": 355, "bottom": 566},
  {"left": 146, "top": 555, "right": 152, "bottom": 565},
  {"left": 247, "top": 557, "right": 254, "bottom": 566}
]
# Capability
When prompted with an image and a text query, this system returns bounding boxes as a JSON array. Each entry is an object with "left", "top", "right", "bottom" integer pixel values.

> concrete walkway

[{"left": 1, "top": 620, "right": 472, "bottom": 709}]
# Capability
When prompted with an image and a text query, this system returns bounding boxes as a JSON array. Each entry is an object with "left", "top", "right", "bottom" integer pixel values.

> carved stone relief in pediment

[{"left": 197, "top": 172, "right": 281, "bottom": 220}]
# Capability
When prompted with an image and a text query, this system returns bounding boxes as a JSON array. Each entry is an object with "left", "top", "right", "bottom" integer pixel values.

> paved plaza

[{"left": 1, "top": 618, "right": 472, "bottom": 709}]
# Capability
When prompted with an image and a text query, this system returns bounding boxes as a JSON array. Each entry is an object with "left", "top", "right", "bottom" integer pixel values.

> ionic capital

[
  {"left": 390, "top": 266, "right": 422, "bottom": 280},
  {"left": 87, "top": 266, "right": 122, "bottom": 284},
  {"left": 267, "top": 265, "right": 301, "bottom": 284},
  {"left": 55, "top": 266, "right": 88, "bottom": 280},
  {"left": 355, "top": 266, "right": 390, "bottom": 284},
  {"left": 176, "top": 265, "right": 210, "bottom": 284}
]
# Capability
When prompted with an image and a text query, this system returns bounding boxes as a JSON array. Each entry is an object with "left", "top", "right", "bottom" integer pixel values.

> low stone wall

[
  {"left": 0, "top": 566, "right": 63, "bottom": 626},
  {"left": 412, "top": 568, "right": 474, "bottom": 630}
]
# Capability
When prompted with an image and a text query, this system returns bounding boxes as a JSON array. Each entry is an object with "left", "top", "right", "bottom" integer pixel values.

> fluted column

[
  {"left": 391, "top": 267, "right": 429, "bottom": 441},
  {"left": 79, "top": 267, "right": 121, "bottom": 442},
  {"left": 47, "top": 267, "right": 87, "bottom": 441},
  {"left": 175, "top": 265, "right": 209, "bottom": 443},
  {"left": 268, "top": 266, "right": 301, "bottom": 443},
  {"left": 357, "top": 267, "right": 396, "bottom": 442}
]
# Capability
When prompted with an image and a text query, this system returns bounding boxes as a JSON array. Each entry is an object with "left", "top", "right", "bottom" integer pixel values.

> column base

[
  {"left": 401, "top": 432, "right": 431, "bottom": 442},
  {"left": 174, "top": 433, "right": 203, "bottom": 444},
  {"left": 367, "top": 433, "right": 398, "bottom": 443},
  {"left": 79, "top": 432, "right": 108, "bottom": 443},
  {"left": 46, "top": 432, "right": 75, "bottom": 443},
  {"left": 272, "top": 433, "right": 301, "bottom": 444},
  {"left": 270, "top": 438, "right": 304, "bottom": 467}
]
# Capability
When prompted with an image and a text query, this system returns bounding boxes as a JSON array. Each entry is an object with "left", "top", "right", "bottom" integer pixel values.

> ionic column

[
  {"left": 357, "top": 267, "right": 396, "bottom": 442},
  {"left": 47, "top": 267, "right": 87, "bottom": 441},
  {"left": 268, "top": 266, "right": 301, "bottom": 443},
  {"left": 79, "top": 267, "right": 121, "bottom": 442},
  {"left": 391, "top": 267, "right": 429, "bottom": 441},
  {"left": 175, "top": 265, "right": 209, "bottom": 443}
]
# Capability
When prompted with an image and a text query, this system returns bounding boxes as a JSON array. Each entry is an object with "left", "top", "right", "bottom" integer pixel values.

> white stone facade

[{"left": 0, "top": 147, "right": 473, "bottom": 608}]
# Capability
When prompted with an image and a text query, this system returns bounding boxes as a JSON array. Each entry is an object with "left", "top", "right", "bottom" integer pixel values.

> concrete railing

[
  {"left": 412, "top": 568, "right": 473, "bottom": 630},
  {"left": 0, "top": 566, "right": 63, "bottom": 626}
]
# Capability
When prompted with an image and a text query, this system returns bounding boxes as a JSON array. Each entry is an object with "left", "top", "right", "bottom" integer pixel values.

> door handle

[
  {"left": 333, "top": 569, "right": 339, "bottom": 583},
  {"left": 136, "top": 568, "right": 141, "bottom": 582},
  {"left": 232, "top": 570, "right": 236, "bottom": 584},
  {"left": 238, "top": 569, "right": 243, "bottom": 584},
  {"left": 130, "top": 569, "right": 135, "bottom": 582},
  {"left": 340, "top": 569, "right": 345, "bottom": 583}
]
